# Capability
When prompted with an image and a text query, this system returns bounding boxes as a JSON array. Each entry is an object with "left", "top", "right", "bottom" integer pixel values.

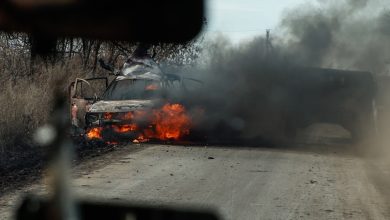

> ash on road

[{"left": 1, "top": 124, "right": 390, "bottom": 220}]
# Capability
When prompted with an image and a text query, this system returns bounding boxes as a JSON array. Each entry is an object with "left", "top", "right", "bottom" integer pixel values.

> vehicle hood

[{"left": 88, "top": 100, "right": 158, "bottom": 113}]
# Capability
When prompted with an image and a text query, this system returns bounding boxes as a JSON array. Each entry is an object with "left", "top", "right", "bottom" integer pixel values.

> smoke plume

[
  {"left": 280, "top": 0, "right": 390, "bottom": 73},
  {"left": 182, "top": 0, "right": 389, "bottom": 143}
]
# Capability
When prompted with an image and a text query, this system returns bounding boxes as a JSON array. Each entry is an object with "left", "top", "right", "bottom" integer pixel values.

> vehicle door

[{"left": 69, "top": 77, "right": 108, "bottom": 130}]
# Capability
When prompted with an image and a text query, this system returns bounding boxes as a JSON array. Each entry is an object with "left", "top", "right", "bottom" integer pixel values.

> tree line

[{"left": 0, "top": 33, "right": 204, "bottom": 78}]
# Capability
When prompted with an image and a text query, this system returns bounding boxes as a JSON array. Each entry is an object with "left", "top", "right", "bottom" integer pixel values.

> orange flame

[
  {"left": 152, "top": 104, "right": 191, "bottom": 140},
  {"left": 113, "top": 124, "right": 138, "bottom": 133},
  {"left": 85, "top": 103, "right": 193, "bottom": 143},
  {"left": 86, "top": 127, "right": 103, "bottom": 139},
  {"left": 133, "top": 135, "right": 149, "bottom": 143}
]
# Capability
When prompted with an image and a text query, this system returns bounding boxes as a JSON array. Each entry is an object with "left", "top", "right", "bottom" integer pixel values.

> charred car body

[{"left": 70, "top": 57, "right": 201, "bottom": 143}]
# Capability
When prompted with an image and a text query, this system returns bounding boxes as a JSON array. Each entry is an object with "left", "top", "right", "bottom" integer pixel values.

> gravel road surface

[{"left": 1, "top": 124, "right": 390, "bottom": 220}]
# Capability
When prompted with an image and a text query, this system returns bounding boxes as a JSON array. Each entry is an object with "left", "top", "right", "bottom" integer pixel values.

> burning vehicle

[
  {"left": 70, "top": 57, "right": 202, "bottom": 143},
  {"left": 69, "top": 47, "right": 378, "bottom": 145}
]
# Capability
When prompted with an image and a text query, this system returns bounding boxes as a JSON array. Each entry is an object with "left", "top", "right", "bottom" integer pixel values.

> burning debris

[
  {"left": 85, "top": 103, "right": 193, "bottom": 143},
  {"left": 86, "top": 127, "right": 103, "bottom": 140},
  {"left": 153, "top": 103, "right": 191, "bottom": 140}
]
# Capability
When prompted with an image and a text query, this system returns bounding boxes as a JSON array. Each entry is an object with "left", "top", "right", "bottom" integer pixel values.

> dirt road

[{"left": 1, "top": 125, "right": 390, "bottom": 220}]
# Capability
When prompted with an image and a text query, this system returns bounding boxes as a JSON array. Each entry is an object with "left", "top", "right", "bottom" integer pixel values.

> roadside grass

[{"left": 0, "top": 60, "right": 97, "bottom": 179}]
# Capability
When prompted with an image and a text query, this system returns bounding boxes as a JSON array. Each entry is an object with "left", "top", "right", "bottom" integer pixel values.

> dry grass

[{"left": 0, "top": 60, "right": 96, "bottom": 168}]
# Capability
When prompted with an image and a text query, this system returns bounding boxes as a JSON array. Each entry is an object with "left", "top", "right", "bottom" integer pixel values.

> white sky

[{"left": 204, "top": 0, "right": 309, "bottom": 43}]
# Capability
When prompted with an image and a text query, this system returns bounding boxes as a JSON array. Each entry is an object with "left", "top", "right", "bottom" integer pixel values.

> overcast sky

[{"left": 205, "top": 0, "right": 308, "bottom": 43}]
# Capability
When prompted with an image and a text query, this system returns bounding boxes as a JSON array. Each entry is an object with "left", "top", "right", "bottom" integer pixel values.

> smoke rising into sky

[
  {"left": 183, "top": 0, "right": 387, "bottom": 143},
  {"left": 206, "top": 0, "right": 390, "bottom": 74},
  {"left": 278, "top": 0, "right": 390, "bottom": 73}
]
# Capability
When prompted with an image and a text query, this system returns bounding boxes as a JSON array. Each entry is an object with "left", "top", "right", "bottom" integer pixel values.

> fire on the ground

[{"left": 85, "top": 103, "right": 192, "bottom": 143}]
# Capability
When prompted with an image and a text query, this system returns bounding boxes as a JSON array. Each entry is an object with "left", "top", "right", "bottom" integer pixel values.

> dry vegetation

[{"left": 0, "top": 61, "right": 92, "bottom": 173}]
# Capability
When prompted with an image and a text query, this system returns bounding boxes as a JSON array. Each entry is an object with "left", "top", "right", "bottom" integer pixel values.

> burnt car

[{"left": 70, "top": 58, "right": 201, "bottom": 143}]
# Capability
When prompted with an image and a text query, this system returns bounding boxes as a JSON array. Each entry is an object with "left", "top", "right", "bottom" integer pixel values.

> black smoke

[
  {"left": 179, "top": 0, "right": 387, "bottom": 144},
  {"left": 280, "top": 0, "right": 390, "bottom": 73}
]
